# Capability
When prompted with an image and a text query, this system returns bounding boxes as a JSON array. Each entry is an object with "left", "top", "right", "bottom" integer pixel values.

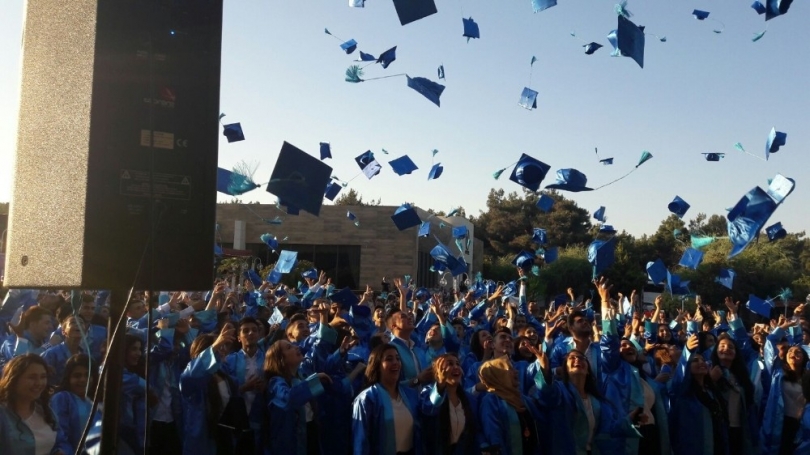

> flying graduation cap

[
  {"left": 428, "top": 163, "right": 444, "bottom": 180},
  {"left": 588, "top": 237, "right": 617, "bottom": 277},
  {"left": 536, "top": 194, "right": 555, "bottom": 212},
  {"left": 571, "top": 32, "right": 604, "bottom": 55},
  {"left": 507, "top": 154, "right": 551, "bottom": 192},
  {"left": 406, "top": 76, "right": 446, "bottom": 107},
  {"left": 703, "top": 153, "right": 725, "bottom": 161},
  {"left": 532, "top": 228, "right": 548, "bottom": 245},
  {"left": 608, "top": 14, "right": 645, "bottom": 68},
  {"left": 646, "top": 259, "right": 667, "bottom": 285},
  {"left": 513, "top": 251, "right": 536, "bottom": 271},
  {"left": 324, "top": 181, "right": 342, "bottom": 201},
  {"left": 715, "top": 268, "right": 735, "bottom": 290},
  {"left": 320, "top": 143, "right": 332, "bottom": 160},
  {"left": 766, "top": 127, "right": 787, "bottom": 160},
  {"left": 388, "top": 155, "right": 419, "bottom": 175},
  {"left": 260, "top": 233, "right": 279, "bottom": 252},
  {"left": 766, "top": 222, "right": 787, "bottom": 241},
  {"left": 392, "top": 0, "right": 438, "bottom": 25},
  {"left": 545, "top": 169, "right": 593, "bottom": 192},
  {"left": 532, "top": 0, "right": 557, "bottom": 12},
  {"left": 727, "top": 174, "right": 795, "bottom": 258},
  {"left": 324, "top": 29, "right": 358, "bottom": 54},
  {"left": 678, "top": 248, "right": 704, "bottom": 270},
  {"left": 391, "top": 203, "right": 422, "bottom": 230},
  {"left": 347, "top": 211, "right": 360, "bottom": 226},
  {"left": 543, "top": 247, "right": 559, "bottom": 264},
  {"left": 355, "top": 151, "right": 382, "bottom": 179},
  {"left": 691, "top": 10, "right": 725, "bottom": 33},
  {"left": 217, "top": 167, "right": 260, "bottom": 196},
  {"left": 520, "top": 56, "right": 540, "bottom": 110},
  {"left": 752, "top": 0, "right": 793, "bottom": 21},
  {"left": 594, "top": 206, "right": 606, "bottom": 222},
  {"left": 599, "top": 158, "right": 614, "bottom": 165},
  {"left": 462, "top": 18, "right": 480, "bottom": 42},
  {"left": 668, "top": 196, "right": 690, "bottom": 218},
  {"left": 265, "top": 142, "right": 333, "bottom": 216}
]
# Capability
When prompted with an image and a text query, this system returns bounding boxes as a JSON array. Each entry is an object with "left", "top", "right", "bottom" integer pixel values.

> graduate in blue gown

[
  {"left": 352, "top": 343, "right": 423, "bottom": 455},
  {"left": 120, "top": 334, "right": 147, "bottom": 455},
  {"left": 50, "top": 354, "right": 99, "bottom": 454},
  {"left": 0, "top": 306, "right": 54, "bottom": 370},
  {"left": 42, "top": 317, "right": 87, "bottom": 387},
  {"left": 419, "top": 353, "right": 478, "bottom": 455},
  {"left": 794, "top": 372, "right": 810, "bottom": 455}
]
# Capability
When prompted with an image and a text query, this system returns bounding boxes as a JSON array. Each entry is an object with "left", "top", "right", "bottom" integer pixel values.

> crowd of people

[{"left": 1, "top": 268, "right": 810, "bottom": 455}]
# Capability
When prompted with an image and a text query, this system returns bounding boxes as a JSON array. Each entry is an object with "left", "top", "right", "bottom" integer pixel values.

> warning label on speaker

[
  {"left": 120, "top": 169, "right": 191, "bottom": 201},
  {"left": 140, "top": 130, "right": 175, "bottom": 150}
]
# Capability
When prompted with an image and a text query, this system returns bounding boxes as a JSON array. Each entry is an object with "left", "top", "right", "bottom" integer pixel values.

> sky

[{"left": 1, "top": 1, "right": 808, "bottom": 238}]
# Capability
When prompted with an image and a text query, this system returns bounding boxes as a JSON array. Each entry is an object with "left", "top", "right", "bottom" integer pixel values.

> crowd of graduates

[{"left": 1, "top": 267, "right": 810, "bottom": 455}]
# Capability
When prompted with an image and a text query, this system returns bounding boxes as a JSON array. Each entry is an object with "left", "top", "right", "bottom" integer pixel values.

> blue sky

[{"left": 1, "top": 1, "right": 808, "bottom": 238}]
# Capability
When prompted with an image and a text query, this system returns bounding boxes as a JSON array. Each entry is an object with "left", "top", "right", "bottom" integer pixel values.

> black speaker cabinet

[{"left": 4, "top": 0, "right": 223, "bottom": 290}]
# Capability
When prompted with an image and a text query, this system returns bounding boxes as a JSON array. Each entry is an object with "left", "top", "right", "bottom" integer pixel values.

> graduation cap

[
  {"left": 703, "top": 153, "right": 724, "bottom": 161},
  {"left": 594, "top": 206, "right": 606, "bottom": 222},
  {"left": 452, "top": 226, "right": 468, "bottom": 239},
  {"left": 519, "top": 88, "right": 538, "bottom": 110},
  {"left": 599, "top": 225, "right": 617, "bottom": 235},
  {"left": 347, "top": 211, "right": 360, "bottom": 226},
  {"left": 584, "top": 42, "right": 603, "bottom": 55},
  {"left": 692, "top": 9, "right": 710, "bottom": 20},
  {"left": 543, "top": 247, "right": 559, "bottom": 264},
  {"left": 727, "top": 174, "right": 795, "bottom": 258},
  {"left": 588, "top": 237, "right": 616, "bottom": 276},
  {"left": 389, "top": 155, "right": 419, "bottom": 175},
  {"left": 430, "top": 241, "right": 463, "bottom": 271},
  {"left": 532, "top": 0, "right": 557, "bottom": 12},
  {"left": 428, "top": 163, "right": 444, "bottom": 180},
  {"left": 349, "top": 0, "right": 364, "bottom": 7},
  {"left": 667, "top": 196, "right": 690, "bottom": 218},
  {"left": 532, "top": 228, "right": 547, "bottom": 245},
  {"left": 752, "top": 0, "right": 793, "bottom": 20},
  {"left": 340, "top": 40, "right": 358, "bottom": 54},
  {"left": 324, "top": 181, "right": 342, "bottom": 201},
  {"left": 766, "top": 127, "right": 787, "bottom": 160},
  {"left": 509, "top": 154, "right": 551, "bottom": 192},
  {"left": 301, "top": 268, "right": 318, "bottom": 280},
  {"left": 244, "top": 269, "right": 262, "bottom": 288},
  {"left": 265, "top": 142, "right": 333, "bottom": 216},
  {"left": 451, "top": 255, "right": 468, "bottom": 277},
  {"left": 766, "top": 222, "right": 787, "bottom": 241},
  {"left": 260, "top": 233, "right": 279, "bottom": 252},
  {"left": 320, "top": 143, "right": 332, "bottom": 160},
  {"left": 355, "top": 151, "right": 382, "bottom": 179},
  {"left": 678, "top": 248, "right": 704, "bottom": 270},
  {"left": 747, "top": 294, "right": 773, "bottom": 318},
  {"left": 438, "top": 65, "right": 445, "bottom": 80},
  {"left": 667, "top": 272, "right": 691, "bottom": 295},
  {"left": 462, "top": 18, "right": 480, "bottom": 42},
  {"left": 274, "top": 250, "right": 298, "bottom": 274},
  {"left": 646, "top": 259, "right": 667, "bottom": 284},
  {"left": 216, "top": 167, "right": 260, "bottom": 196},
  {"left": 599, "top": 158, "right": 613, "bottom": 165},
  {"left": 391, "top": 203, "right": 422, "bottom": 230},
  {"left": 392, "top": 0, "right": 437, "bottom": 25},
  {"left": 545, "top": 169, "right": 593, "bottom": 192},
  {"left": 266, "top": 269, "right": 282, "bottom": 285},
  {"left": 715, "top": 268, "right": 735, "bottom": 290},
  {"left": 513, "top": 251, "right": 536, "bottom": 271},
  {"left": 330, "top": 287, "right": 360, "bottom": 309},
  {"left": 418, "top": 221, "right": 431, "bottom": 237},
  {"left": 536, "top": 194, "right": 555, "bottom": 212},
  {"left": 406, "top": 76, "right": 446, "bottom": 107},
  {"left": 502, "top": 281, "right": 518, "bottom": 298},
  {"left": 222, "top": 123, "right": 245, "bottom": 143},
  {"left": 609, "top": 15, "right": 645, "bottom": 68},
  {"left": 376, "top": 47, "right": 397, "bottom": 69}
]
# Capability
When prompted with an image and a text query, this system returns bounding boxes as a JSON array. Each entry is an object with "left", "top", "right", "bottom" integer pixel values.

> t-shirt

[
  {"left": 449, "top": 399, "right": 465, "bottom": 444},
  {"left": 391, "top": 394, "right": 414, "bottom": 452},
  {"left": 23, "top": 407, "right": 57, "bottom": 455}
]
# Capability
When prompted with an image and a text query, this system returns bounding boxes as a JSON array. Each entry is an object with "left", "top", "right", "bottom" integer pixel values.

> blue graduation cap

[
  {"left": 320, "top": 142, "right": 332, "bottom": 160},
  {"left": 766, "top": 127, "right": 787, "bottom": 160},
  {"left": 301, "top": 268, "right": 318, "bottom": 280},
  {"left": 406, "top": 76, "right": 445, "bottom": 107},
  {"left": 584, "top": 42, "right": 603, "bottom": 55},
  {"left": 610, "top": 15, "right": 645, "bottom": 68},
  {"left": 588, "top": 237, "right": 616, "bottom": 276},
  {"left": 599, "top": 158, "right": 613, "bottom": 165},
  {"left": 389, "top": 155, "right": 419, "bottom": 176},
  {"left": 715, "top": 268, "right": 735, "bottom": 290},
  {"left": 668, "top": 196, "right": 690, "bottom": 218},
  {"left": 355, "top": 151, "right": 382, "bottom": 179},
  {"left": 266, "top": 270, "right": 282, "bottom": 285},
  {"left": 536, "top": 194, "right": 555, "bottom": 212},
  {"left": 222, "top": 123, "right": 245, "bottom": 143},
  {"left": 594, "top": 206, "right": 606, "bottom": 222},
  {"left": 667, "top": 272, "right": 691, "bottom": 295},
  {"left": 392, "top": 0, "right": 437, "bottom": 25},
  {"left": 766, "top": 222, "right": 787, "bottom": 241},
  {"left": 430, "top": 241, "right": 462, "bottom": 271},
  {"left": 752, "top": 0, "right": 793, "bottom": 20},
  {"left": 692, "top": 9, "right": 710, "bottom": 20},
  {"left": 260, "top": 233, "right": 279, "bottom": 252},
  {"left": 599, "top": 225, "right": 617, "bottom": 235},
  {"left": 330, "top": 287, "right": 360, "bottom": 309},
  {"left": 438, "top": 65, "right": 445, "bottom": 79},
  {"left": 377, "top": 46, "right": 397, "bottom": 69},
  {"left": 349, "top": 0, "right": 364, "bottom": 7},
  {"left": 244, "top": 269, "right": 262, "bottom": 288},
  {"left": 532, "top": 0, "right": 557, "bottom": 12},
  {"left": 519, "top": 87, "right": 538, "bottom": 110},
  {"left": 513, "top": 251, "right": 536, "bottom": 271},
  {"left": 747, "top": 294, "right": 773, "bottom": 318},
  {"left": 274, "top": 250, "right": 298, "bottom": 274},
  {"left": 340, "top": 39, "right": 358, "bottom": 54},
  {"left": 347, "top": 211, "right": 359, "bottom": 226},
  {"left": 532, "top": 228, "right": 548, "bottom": 245},
  {"left": 462, "top": 18, "right": 480, "bottom": 42},
  {"left": 452, "top": 226, "right": 468, "bottom": 239},
  {"left": 418, "top": 221, "right": 431, "bottom": 237},
  {"left": 265, "top": 142, "right": 333, "bottom": 216},
  {"left": 509, "top": 154, "right": 551, "bottom": 192},
  {"left": 543, "top": 247, "right": 558, "bottom": 264},
  {"left": 703, "top": 153, "right": 724, "bottom": 161},
  {"left": 451, "top": 255, "right": 468, "bottom": 277},
  {"left": 502, "top": 281, "right": 518, "bottom": 298},
  {"left": 727, "top": 174, "right": 795, "bottom": 258},
  {"left": 678, "top": 248, "right": 704, "bottom": 270},
  {"left": 428, "top": 163, "right": 444, "bottom": 180},
  {"left": 216, "top": 167, "right": 260, "bottom": 196},
  {"left": 646, "top": 259, "right": 667, "bottom": 284},
  {"left": 545, "top": 169, "right": 593, "bottom": 192},
  {"left": 324, "top": 182, "right": 342, "bottom": 201},
  {"left": 391, "top": 204, "right": 422, "bottom": 230},
  {"left": 214, "top": 244, "right": 223, "bottom": 256}
]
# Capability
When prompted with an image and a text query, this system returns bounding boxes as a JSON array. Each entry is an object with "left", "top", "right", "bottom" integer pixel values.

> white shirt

[
  {"left": 391, "top": 394, "right": 414, "bottom": 452},
  {"left": 244, "top": 350, "right": 260, "bottom": 412},
  {"left": 449, "top": 399, "right": 465, "bottom": 444},
  {"left": 215, "top": 377, "right": 230, "bottom": 418},
  {"left": 24, "top": 407, "right": 56, "bottom": 455},
  {"left": 581, "top": 395, "right": 596, "bottom": 451},
  {"left": 724, "top": 370, "right": 742, "bottom": 427},
  {"left": 783, "top": 380, "right": 806, "bottom": 419}
]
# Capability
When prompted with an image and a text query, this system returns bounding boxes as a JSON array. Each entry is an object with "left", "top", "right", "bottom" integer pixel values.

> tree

[
  {"left": 703, "top": 214, "right": 728, "bottom": 237},
  {"left": 333, "top": 188, "right": 381, "bottom": 206}
]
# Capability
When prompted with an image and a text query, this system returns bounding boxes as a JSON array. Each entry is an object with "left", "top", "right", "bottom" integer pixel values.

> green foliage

[{"left": 333, "top": 188, "right": 381, "bottom": 206}]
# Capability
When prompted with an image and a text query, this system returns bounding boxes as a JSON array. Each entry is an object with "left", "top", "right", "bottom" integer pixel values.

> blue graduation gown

[
  {"left": 51, "top": 390, "right": 99, "bottom": 454},
  {"left": 478, "top": 391, "right": 545, "bottom": 455},
  {"left": 793, "top": 404, "right": 810, "bottom": 455},
  {"left": 179, "top": 345, "right": 224, "bottom": 455},
  {"left": 42, "top": 343, "right": 83, "bottom": 386},
  {"left": 352, "top": 383, "right": 423, "bottom": 455},
  {"left": 760, "top": 327, "right": 791, "bottom": 455},
  {"left": 263, "top": 374, "right": 326, "bottom": 455},
  {"left": 418, "top": 383, "right": 479, "bottom": 455},
  {"left": 120, "top": 368, "right": 147, "bottom": 453},
  {"left": 0, "top": 404, "right": 71, "bottom": 455},
  {"left": 222, "top": 347, "right": 266, "bottom": 430}
]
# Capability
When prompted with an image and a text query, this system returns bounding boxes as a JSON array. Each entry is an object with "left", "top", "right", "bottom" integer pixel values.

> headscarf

[{"left": 478, "top": 355, "right": 525, "bottom": 412}]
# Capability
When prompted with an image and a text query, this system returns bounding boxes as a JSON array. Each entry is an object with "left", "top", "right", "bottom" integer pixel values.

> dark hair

[
  {"left": 470, "top": 328, "right": 491, "bottom": 362},
  {"left": 21, "top": 307, "right": 51, "bottom": 331},
  {"left": 124, "top": 334, "right": 145, "bottom": 377},
  {"left": 782, "top": 345, "right": 809, "bottom": 383},
  {"left": 432, "top": 353, "right": 475, "bottom": 454},
  {"left": 58, "top": 354, "right": 97, "bottom": 397},
  {"left": 289, "top": 313, "right": 307, "bottom": 325},
  {"left": 710, "top": 334, "right": 755, "bottom": 406},
  {"left": 566, "top": 310, "right": 587, "bottom": 329},
  {"left": 0, "top": 354, "right": 58, "bottom": 430},
  {"left": 560, "top": 350, "right": 604, "bottom": 401},
  {"left": 697, "top": 331, "right": 716, "bottom": 353},
  {"left": 282, "top": 306, "right": 301, "bottom": 320},
  {"left": 368, "top": 333, "right": 387, "bottom": 353},
  {"left": 364, "top": 344, "right": 399, "bottom": 388},
  {"left": 264, "top": 340, "right": 296, "bottom": 383},
  {"left": 512, "top": 336, "right": 534, "bottom": 363},
  {"left": 239, "top": 317, "right": 260, "bottom": 332}
]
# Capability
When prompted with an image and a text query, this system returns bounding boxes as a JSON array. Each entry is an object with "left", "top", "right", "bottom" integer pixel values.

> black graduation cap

[
  {"left": 392, "top": 0, "right": 438, "bottom": 26},
  {"left": 265, "top": 142, "right": 333, "bottom": 216}
]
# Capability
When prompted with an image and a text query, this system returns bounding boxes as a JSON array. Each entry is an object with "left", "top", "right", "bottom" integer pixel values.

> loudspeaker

[{"left": 4, "top": 0, "right": 223, "bottom": 290}]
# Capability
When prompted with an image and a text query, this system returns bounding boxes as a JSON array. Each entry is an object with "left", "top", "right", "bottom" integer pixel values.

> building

[{"left": 215, "top": 204, "right": 483, "bottom": 291}]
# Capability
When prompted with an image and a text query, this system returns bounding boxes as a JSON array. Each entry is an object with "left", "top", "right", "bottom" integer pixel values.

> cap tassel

[
  {"left": 345, "top": 65, "right": 365, "bottom": 83},
  {"left": 614, "top": 0, "right": 632, "bottom": 19},
  {"left": 493, "top": 168, "right": 506, "bottom": 179}
]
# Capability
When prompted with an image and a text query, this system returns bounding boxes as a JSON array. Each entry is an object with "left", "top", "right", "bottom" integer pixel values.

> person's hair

[
  {"left": 451, "top": 318, "right": 465, "bottom": 328},
  {"left": 493, "top": 327, "right": 512, "bottom": 339},
  {"left": 566, "top": 310, "right": 587, "bottom": 329},
  {"left": 239, "top": 317, "right": 260, "bottom": 333},
  {"left": 364, "top": 343, "right": 399, "bottom": 388},
  {"left": 470, "top": 328, "right": 490, "bottom": 362},
  {"left": 0, "top": 354, "right": 58, "bottom": 429},
  {"left": 697, "top": 331, "right": 716, "bottom": 353},
  {"left": 560, "top": 350, "right": 604, "bottom": 400},
  {"left": 58, "top": 354, "right": 97, "bottom": 397},
  {"left": 368, "top": 333, "right": 387, "bottom": 353},
  {"left": 282, "top": 306, "right": 301, "bottom": 320},
  {"left": 432, "top": 353, "right": 475, "bottom": 454},
  {"left": 710, "top": 334, "right": 755, "bottom": 406},
  {"left": 782, "top": 345, "right": 809, "bottom": 382},
  {"left": 21, "top": 306, "right": 51, "bottom": 331},
  {"left": 264, "top": 340, "right": 295, "bottom": 383},
  {"left": 512, "top": 336, "right": 534, "bottom": 362},
  {"left": 126, "top": 299, "right": 145, "bottom": 311},
  {"left": 289, "top": 313, "right": 307, "bottom": 325},
  {"left": 188, "top": 333, "right": 230, "bottom": 434},
  {"left": 190, "top": 334, "right": 216, "bottom": 359},
  {"left": 124, "top": 334, "right": 145, "bottom": 377}
]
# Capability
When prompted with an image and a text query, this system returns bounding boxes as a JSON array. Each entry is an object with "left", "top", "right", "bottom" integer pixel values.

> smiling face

[
  {"left": 68, "top": 365, "right": 90, "bottom": 397},
  {"left": 716, "top": 338, "right": 737, "bottom": 364},
  {"left": 657, "top": 325, "right": 671, "bottom": 342},
  {"left": 436, "top": 355, "right": 463, "bottom": 387},
  {"left": 380, "top": 348, "right": 402, "bottom": 383},
  {"left": 391, "top": 311, "right": 414, "bottom": 333},
  {"left": 689, "top": 354, "right": 709, "bottom": 377},
  {"left": 126, "top": 340, "right": 142, "bottom": 368},
  {"left": 786, "top": 346, "right": 808, "bottom": 372},
  {"left": 426, "top": 324, "right": 442, "bottom": 343},
  {"left": 15, "top": 363, "right": 48, "bottom": 404},
  {"left": 493, "top": 331, "right": 514, "bottom": 357},
  {"left": 566, "top": 351, "right": 589, "bottom": 376},
  {"left": 619, "top": 340, "right": 638, "bottom": 363},
  {"left": 287, "top": 320, "right": 310, "bottom": 342},
  {"left": 280, "top": 341, "right": 304, "bottom": 370}
]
